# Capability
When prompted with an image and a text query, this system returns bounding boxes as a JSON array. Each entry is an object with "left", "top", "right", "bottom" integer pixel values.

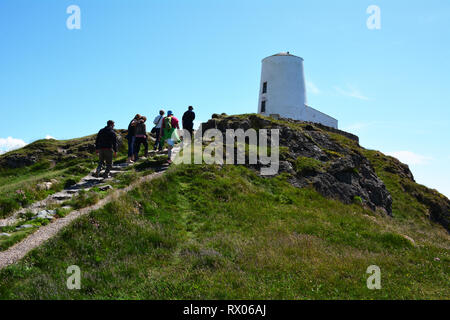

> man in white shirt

[{"left": 153, "top": 110, "right": 165, "bottom": 151}]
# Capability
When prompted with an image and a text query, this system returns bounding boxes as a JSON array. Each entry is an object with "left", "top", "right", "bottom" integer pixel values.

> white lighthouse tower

[{"left": 258, "top": 52, "right": 338, "bottom": 129}]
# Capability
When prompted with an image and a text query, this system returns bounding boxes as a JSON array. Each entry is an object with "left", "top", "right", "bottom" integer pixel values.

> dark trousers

[
  {"left": 134, "top": 137, "right": 148, "bottom": 158},
  {"left": 154, "top": 129, "right": 163, "bottom": 151},
  {"left": 127, "top": 136, "right": 135, "bottom": 157},
  {"left": 183, "top": 124, "right": 194, "bottom": 137},
  {"left": 96, "top": 149, "right": 113, "bottom": 175}
]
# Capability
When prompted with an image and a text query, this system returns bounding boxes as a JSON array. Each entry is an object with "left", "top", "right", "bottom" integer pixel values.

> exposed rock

[
  {"left": 199, "top": 114, "right": 450, "bottom": 229},
  {"left": 37, "top": 182, "right": 53, "bottom": 191},
  {"left": 2, "top": 154, "right": 38, "bottom": 169},
  {"left": 32, "top": 210, "right": 56, "bottom": 220},
  {"left": 384, "top": 155, "right": 415, "bottom": 182},
  {"left": 412, "top": 187, "right": 450, "bottom": 232},
  {"left": 51, "top": 192, "right": 72, "bottom": 201},
  {"left": 0, "top": 232, "right": 11, "bottom": 237},
  {"left": 77, "top": 144, "right": 96, "bottom": 153},
  {"left": 114, "top": 163, "right": 131, "bottom": 168},
  {"left": 279, "top": 161, "right": 296, "bottom": 175},
  {"left": 16, "top": 224, "right": 34, "bottom": 230},
  {"left": 99, "top": 185, "right": 113, "bottom": 191},
  {"left": 201, "top": 114, "right": 392, "bottom": 215}
]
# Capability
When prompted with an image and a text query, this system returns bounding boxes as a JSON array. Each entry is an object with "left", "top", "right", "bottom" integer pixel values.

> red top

[{"left": 162, "top": 116, "right": 180, "bottom": 129}]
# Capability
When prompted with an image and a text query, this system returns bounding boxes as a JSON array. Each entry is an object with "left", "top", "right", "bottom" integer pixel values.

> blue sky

[{"left": 0, "top": 0, "right": 449, "bottom": 197}]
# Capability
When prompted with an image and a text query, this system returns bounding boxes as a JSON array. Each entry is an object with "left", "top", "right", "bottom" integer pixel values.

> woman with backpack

[
  {"left": 134, "top": 116, "right": 149, "bottom": 160},
  {"left": 160, "top": 110, "right": 180, "bottom": 164}
]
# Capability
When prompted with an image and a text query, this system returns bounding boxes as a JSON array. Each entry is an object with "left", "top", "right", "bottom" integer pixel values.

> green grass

[
  {"left": 63, "top": 190, "right": 101, "bottom": 210},
  {"left": 362, "top": 150, "right": 447, "bottom": 226},
  {"left": 0, "top": 136, "right": 97, "bottom": 218},
  {"left": 0, "top": 228, "right": 37, "bottom": 251},
  {"left": 0, "top": 147, "right": 166, "bottom": 252},
  {"left": 294, "top": 156, "right": 325, "bottom": 176},
  {"left": 0, "top": 115, "right": 448, "bottom": 299},
  {"left": 0, "top": 132, "right": 133, "bottom": 218},
  {"left": 0, "top": 164, "right": 448, "bottom": 299}
]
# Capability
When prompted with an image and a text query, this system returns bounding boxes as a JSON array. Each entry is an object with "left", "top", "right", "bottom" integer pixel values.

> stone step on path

[
  {"left": 0, "top": 146, "right": 180, "bottom": 269},
  {"left": 0, "top": 148, "right": 177, "bottom": 228},
  {"left": 0, "top": 162, "right": 133, "bottom": 228},
  {"left": 33, "top": 170, "right": 125, "bottom": 206}
]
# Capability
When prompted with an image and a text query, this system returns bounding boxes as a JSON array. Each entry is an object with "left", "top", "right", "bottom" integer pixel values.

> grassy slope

[
  {"left": 325, "top": 126, "right": 449, "bottom": 232},
  {"left": 0, "top": 135, "right": 166, "bottom": 251},
  {"left": 0, "top": 136, "right": 99, "bottom": 218},
  {"left": 0, "top": 132, "right": 136, "bottom": 218},
  {"left": 0, "top": 163, "right": 448, "bottom": 299}
]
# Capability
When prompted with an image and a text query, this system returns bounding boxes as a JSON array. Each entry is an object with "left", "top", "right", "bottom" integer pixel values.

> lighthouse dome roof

[{"left": 263, "top": 52, "right": 304, "bottom": 61}]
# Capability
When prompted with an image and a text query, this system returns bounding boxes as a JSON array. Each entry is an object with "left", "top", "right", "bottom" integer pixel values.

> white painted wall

[
  {"left": 301, "top": 105, "right": 338, "bottom": 128},
  {"left": 257, "top": 52, "right": 338, "bottom": 129},
  {"left": 258, "top": 53, "right": 307, "bottom": 119}
]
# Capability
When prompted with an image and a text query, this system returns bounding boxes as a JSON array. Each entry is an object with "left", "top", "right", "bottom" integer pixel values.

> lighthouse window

[
  {"left": 261, "top": 100, "right": 266, "bottom": 113},
  {"left": 262, "top": 82, "right": 267, "bottom": 94}
]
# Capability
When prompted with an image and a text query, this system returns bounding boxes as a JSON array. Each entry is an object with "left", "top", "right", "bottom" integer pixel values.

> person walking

[
  {"left": 182, "top": 106, "right": 195, "bottom": 137},
  {"left": 160, "top": 110, "right": 180, "bottom": 164},
  {"left": 126, "top": 114, "right": 141, "bottom": 163},
  {"left": 134, "top": 116, "right": 149, "bottom": 160},
  {"left": 152, "top": 110, "right": 165, "bottom": 152},
  {"left": 94, "top": 120, "right": 118, "bottom": 178}
]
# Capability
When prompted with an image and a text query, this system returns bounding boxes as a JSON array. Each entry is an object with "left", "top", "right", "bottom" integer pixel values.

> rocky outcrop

[
  {"left": 3, "top": 154, "right": 39, "bottom": 168},
  {"left": 405, "top": 182, "right": 450, "bottom": 232},
  {"left": 298, "top": 155, "right": 392, "bottom": 214},
  {"left": 384, "top": 155, "right": 415, "bottom": 182},
  {"left": 201, "top": 114, "right": 393, "bottom": 215},
  {"left": 200, "top": 114, "right": 450, "bottom": 230}
]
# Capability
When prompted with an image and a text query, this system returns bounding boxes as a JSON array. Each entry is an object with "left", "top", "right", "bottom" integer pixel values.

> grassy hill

[
  {"left": 0, "top": 114, "right": 448, "bottom": 299},
  {"left": 0, "top": 130, "right": 137, "bottom": 218},
  {"left": 0, "top": 134, "right": 111, "bottom": 218}
]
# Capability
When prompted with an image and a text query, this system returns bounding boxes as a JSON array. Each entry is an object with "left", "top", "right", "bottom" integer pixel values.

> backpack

[{"left": 164, "top": 116, "right": 173, "bottom": 130}]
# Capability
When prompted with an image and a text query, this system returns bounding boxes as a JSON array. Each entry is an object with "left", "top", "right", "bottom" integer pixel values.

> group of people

[
  {"left": 126, "top": 114, "right": 150, "bottom": 163},
  {"left": 94, "top": 106, "right": 196, "bottom": 178}
]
